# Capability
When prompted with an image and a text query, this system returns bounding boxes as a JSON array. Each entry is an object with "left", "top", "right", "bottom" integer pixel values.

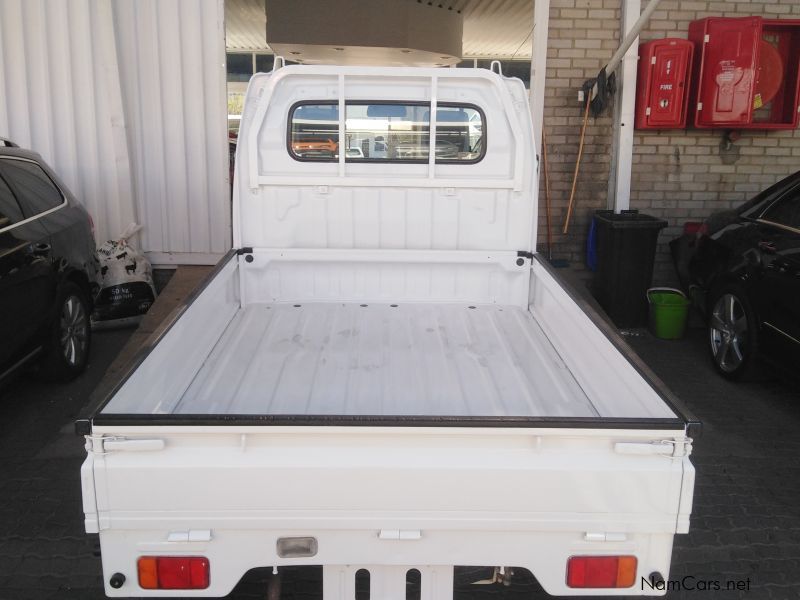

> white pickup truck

[{"left": 78, "top": 63, "right": 698, "bottom": 598}]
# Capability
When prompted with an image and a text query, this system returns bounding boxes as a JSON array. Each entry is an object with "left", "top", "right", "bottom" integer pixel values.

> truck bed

[
  {"left": 173, "top": 302, "right": 596, "bottom": 417},
  {"left": 95, "top": 253, "right": 683, "bottom": 424}
]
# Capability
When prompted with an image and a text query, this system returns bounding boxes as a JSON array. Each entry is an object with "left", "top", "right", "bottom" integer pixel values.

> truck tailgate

[{"left": 84, "top": 425, "right": 693, "bottom": 596}]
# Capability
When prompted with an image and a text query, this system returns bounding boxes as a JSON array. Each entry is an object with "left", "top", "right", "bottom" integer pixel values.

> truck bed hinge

[
  {"left": 88, "top": 435, "right": 165, "bottom": 454},
  {"left": 516, "top": 250, "right": 535, "bottom": 260},
  {"left": 614, "top": 438, "right": 692, "bottom": 457},
  {"left": 236, "top": 247, "right": 253, "bottom": 256}
]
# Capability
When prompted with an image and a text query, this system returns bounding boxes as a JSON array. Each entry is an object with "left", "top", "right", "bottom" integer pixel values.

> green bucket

[{"left": 647, "top": 287, "right": 690, "bottom": 340}]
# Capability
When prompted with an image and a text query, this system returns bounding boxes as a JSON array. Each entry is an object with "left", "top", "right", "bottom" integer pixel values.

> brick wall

[
  {"left": 538, "top": 0, "right": 620, "bottom": 262},
  {"left": 538, "top": 0, "right": 800, "bottom": 285}
]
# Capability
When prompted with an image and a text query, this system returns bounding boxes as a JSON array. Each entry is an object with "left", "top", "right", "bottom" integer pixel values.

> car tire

[
  {"left": 39, "top": 281, "right": 92, "bottom": 381},
  {"left": 707, "top": 285, "right": 759, "bottom": 380}
]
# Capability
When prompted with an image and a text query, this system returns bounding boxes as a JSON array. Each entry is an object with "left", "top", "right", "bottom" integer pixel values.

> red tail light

[
  {"left": 567, "top": 555, "right": 637, "bottom": 588},
  {"left": 682, "top": 221, "right": 708, "bottom": 237},
  {"left": 137, "top": 556, "right": 210, "bottom": 590}
]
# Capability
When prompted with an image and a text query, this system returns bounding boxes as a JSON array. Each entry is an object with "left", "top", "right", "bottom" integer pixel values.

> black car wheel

[
  {"left": 708, "top": 286, "right": 758, "bottom": 379},
  {"left": 40, "top": 282, "right": 91, "bottom": 381}
]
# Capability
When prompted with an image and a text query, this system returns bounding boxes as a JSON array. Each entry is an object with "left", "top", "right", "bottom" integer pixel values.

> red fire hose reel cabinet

[
  {"left": 688, "top": 17, "right": 800, "bottom": 129},
  {"left": 635, "top": 39, "right": 694, "bottom": 129}
]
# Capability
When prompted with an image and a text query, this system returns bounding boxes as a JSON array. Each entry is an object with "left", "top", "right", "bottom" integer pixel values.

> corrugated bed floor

[{"left": 174, "top": 303, "right": 597, "bottom": 418}]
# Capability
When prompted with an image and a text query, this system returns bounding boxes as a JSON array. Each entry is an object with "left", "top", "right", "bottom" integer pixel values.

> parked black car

[
  {"left": 0, "top": 141, "right": 98, "bottom": 383},
  {"left": 671, "top": 170, "right": 800, "bottom": 379}
]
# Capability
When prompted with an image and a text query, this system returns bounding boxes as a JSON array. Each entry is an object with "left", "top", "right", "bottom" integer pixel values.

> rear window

[
  {"left": 0, "top": 159, "right": 64, "bottom": 218},
  {"left": 760, "top": 189, "right": 800, "bottom": 230},
  {"left": 290, "top": 104, "right": 340, "bottom": 160},
  {"left": 740, "top": 171, "right": 800, "bottom": 219},
  {"left": 0, "top": 174, "right": 24, "bottom": 230},
  {"left": 288, "top": 101, "right": 485, "bottom": 163},
  {"left": 345, "top": 103, "right": 430, "bottom": 161}
]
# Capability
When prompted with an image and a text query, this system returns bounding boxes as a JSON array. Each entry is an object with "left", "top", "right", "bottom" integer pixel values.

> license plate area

[{"left": 323, "top": 565, "right": 454, "bottom": 600}]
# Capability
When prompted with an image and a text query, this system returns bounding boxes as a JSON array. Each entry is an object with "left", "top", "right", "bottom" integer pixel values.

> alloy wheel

[
  {"left": 709, "top": 293, "right": 748, "bottom": 373},
  {"left": 60, "top": 295, "right": 89, "bottom": 368}
]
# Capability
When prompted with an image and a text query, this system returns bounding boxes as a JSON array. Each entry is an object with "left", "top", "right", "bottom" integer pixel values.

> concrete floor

[
  {"left": 0, "top": 327, "right": 130, "bottom": 600},
  {"left": 0, "top": 269, "right": 798, "bottom": 600}
]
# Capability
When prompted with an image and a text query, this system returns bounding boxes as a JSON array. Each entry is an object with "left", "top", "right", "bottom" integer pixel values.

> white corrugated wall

[
  {"left": 113, "top": 0, "right": 230, "bottom": 264},
  {"left": 0, "top": 0, "right": 137, "bottom": 245},
  {"left": 0, "top": 0, "right": 230, "bottom": 264}
]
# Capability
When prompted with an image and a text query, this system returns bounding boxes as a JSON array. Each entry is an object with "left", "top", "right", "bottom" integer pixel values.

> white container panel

[
  {"left": 112, "top": 0, "right": 230, "bottom": 263},
  {"left": 0, "top": 0, "right": 230, "bottom": 263},
  {"left": 0, "top": 0, "right": 136, "bottom": 245}
]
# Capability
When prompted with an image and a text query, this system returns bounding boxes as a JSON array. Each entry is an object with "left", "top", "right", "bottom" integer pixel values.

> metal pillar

[
  {"left": 529, "top": 0, "right": 550, "bottom": 145},
  {"left": 608, "top": 0, "right": 648, "bottom": 212}
]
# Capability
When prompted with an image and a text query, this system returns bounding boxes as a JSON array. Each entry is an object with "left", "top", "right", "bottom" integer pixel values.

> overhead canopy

[
  {"left": 225, "top": 0, "right": 268, "bottom": 51},
  {"left": 265, "top": 0, "right": 462, "bottom": 66},
  {"left": 225, "top": 0, "right": 534, "bottom": 59}
]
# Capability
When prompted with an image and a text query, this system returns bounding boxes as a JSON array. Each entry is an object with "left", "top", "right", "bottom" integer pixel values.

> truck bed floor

[{"left": 173, "top": 303, "right": 598, "bottom": 418}]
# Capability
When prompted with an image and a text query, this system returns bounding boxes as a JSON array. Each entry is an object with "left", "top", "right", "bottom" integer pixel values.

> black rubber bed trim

[
  {"left": 76, "top": 251, "right": 700, "bottom": 439},
  {"left": 90, "top": 413, "right": 688, "bottom": 431}
]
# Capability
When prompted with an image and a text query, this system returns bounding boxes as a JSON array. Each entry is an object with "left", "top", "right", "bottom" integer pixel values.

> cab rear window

[{"left": 288, "top": 101, "right": 485, "bottom": 164}]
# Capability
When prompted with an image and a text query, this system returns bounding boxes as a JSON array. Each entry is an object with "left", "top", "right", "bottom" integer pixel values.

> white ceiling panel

[
  {"left": 226, "top": 0, "right": 267, "bottom": 51},
  {"left": 226, "top": 0, "right": 534, "bottom": 59},
  {"left": 458, "top": 0, "right": 534, "bottom": 58}
]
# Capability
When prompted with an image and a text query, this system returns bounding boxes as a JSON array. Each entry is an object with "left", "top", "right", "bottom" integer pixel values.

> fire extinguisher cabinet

[
  {"left": 688, "top": 17, "right": 800, "bottom": 129},
  {"left": 635, "top": 39, "right": 694, "bottom": 129}
]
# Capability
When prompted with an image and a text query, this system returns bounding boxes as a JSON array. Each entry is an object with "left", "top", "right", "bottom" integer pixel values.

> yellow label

[{"left": 753, "top": 93, "right": 763, "bottom": 110}]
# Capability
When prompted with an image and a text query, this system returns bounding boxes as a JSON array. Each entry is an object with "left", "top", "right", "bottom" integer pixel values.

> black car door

[
  {"left": 754, "top": 187, "right": 800, "bottom": 365},
  {"left": 0, "top": 167, "right": 55, "bottom": 368}
]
